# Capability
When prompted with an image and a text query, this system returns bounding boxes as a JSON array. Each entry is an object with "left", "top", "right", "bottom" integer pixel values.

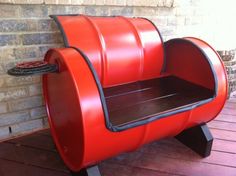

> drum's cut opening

[{"left": 103, "top": 76, "right": 215, "bottom": 127}]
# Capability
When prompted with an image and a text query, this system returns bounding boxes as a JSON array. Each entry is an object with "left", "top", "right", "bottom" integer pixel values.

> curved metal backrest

[{"left": 52, "top": 15, "right": 164, "bottom": 88}]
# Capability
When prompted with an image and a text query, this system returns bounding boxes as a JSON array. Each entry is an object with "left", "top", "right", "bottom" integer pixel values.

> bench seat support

[
  {"left": 70, "top": 165, "right": 101, "bottom": 176},
  {"left": 175, "top": 123, "right": 213, "bottom": 157}
]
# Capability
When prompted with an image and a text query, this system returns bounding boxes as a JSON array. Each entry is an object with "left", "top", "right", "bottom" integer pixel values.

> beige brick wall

[{"left": 0, "top": 0, "right": 234, "bottom": 140}]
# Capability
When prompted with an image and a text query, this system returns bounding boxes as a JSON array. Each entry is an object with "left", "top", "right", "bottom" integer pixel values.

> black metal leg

[
  {"left": 70, "top": 165, "right": 101, "bottom": 176},
  {"left": 175, "top": 123, "right": 213, "bottom": 157}
]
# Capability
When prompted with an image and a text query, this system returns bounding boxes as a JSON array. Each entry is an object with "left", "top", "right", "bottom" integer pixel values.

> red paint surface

[{"left": 56, "top": 15, "right": 164, "bottom": 87}]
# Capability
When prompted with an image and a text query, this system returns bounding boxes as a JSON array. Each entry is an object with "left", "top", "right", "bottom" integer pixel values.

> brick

[
  {"left": 228, "top": 74, "right": 236, "bottom": 80},
  {"left": 38, "top": 43, "right": 64, "bottom": 57},
  {"left": 11, "top": 119, "right": 44, "bottom": 134},
  {"left": 158, "top": 0, "right": 174, "bottom": 7},
  {"left": 223, "top": 55, "right": 236, "bottom": 66},
  {"left": 44, "top": 0, "right": 57, "bottom": 4},
  {"left": 2, "top": 60, "right": 20, "bottom": 74},
  {"left": 38, "top": 45, "right": 55, "bottom": 57},
  {"left": 0, "top": 102, "right": 8, "bottom": 114},
  {"left": 0, "top": 35, "right": 21, "bottom": 46},
  {"left": 29, "top": 84, "right": 42, "bottom": 96},
  {"left": 185, "top": 17, "right": 203, "bottom": 25},
  {"left": 83, "top": 0, "right": 95, "bottom": 5},
  {"left": 175, "top": 7, "right": 195, "bottom": 16},
  {"left": 57, "top": 0, "right": 72, "bottom": 4},
  {"left": 13, "top": 0, "right": 28, "bottom": 3},
  {"left": 150, "top": 17, "right": 167, "bottom": 26},
  {"left": 47, "top": 5, "right": 67, "bottom": 15},
  {"left": 173, "top": 0, "right": 193, "bottom": 7},
  {"left": 156, "top": 7, "right": 175, "bottom": 16},
  {"left": 0, "top": 5, "right": 20, "bottom": 18},
  {"left": 126, "top": 0, "right": 157, "bottom": 7},
  {"left": 30, "top": 106, "right": 47, "bottom": 119},
  {"left": 0, "top": 65, "right": 4, "bottom": 74},
  {"left": 27, "top": 0, "right": 44, "bottom": 4},
  {"left": 38, "top": 19, "right": 58, "bottom": 31},
  {"left": 0, "top": 77, "right": 4, "bottom": 87},
  {"left": 0, "top": 87, "right": 28, "bottom": 102},
  {"left": 20, "top": 5, "right": 48, "bottom": 18},
  {"left": 71, "top": 0, "right": 83, "bottom": 5},
  {"left": 226, "top": 65, "right": 236, "bottom": 75},
  {"left": 13, "top": 46, "right": 39, "bottom": 60},
  {"left": 158, "top": 26, "right": 175, "bottom": 36},
  {"left": 109, "top": 7, "right": 133, "bottom": 16},
  {"left": 96, "top": 6, "right": 109, "bottom": 16},
  {"left": 5, "top": 76, "right": 40, "bottom": 87},
  {"left": 0, "top": 48, "right": 14, "bottom": 60},
  {"left": 95, "top": 0, "right": 104, "bottom": 5},
  {"left": 133, "top": 7, "right": 157, "bottom": 16},
  {"left": 218, "top": 49, "right": 235, "bottom": 61},
  {"left": 0, "top": 126, "right": 9, "bottom": 139},
  {"left": 22, "top": 32, "right": 62, "bottom": 45},
  {"left": 104, "top": 0, "right": 125, "bottom": 6},
  {"left": 0, "top": 0, "right": 12, "bottom": 3},
  {"left": 85, "top": 6, "right": 97, "bottom": 15},
  {"left": 167, "top": 17, "right": 185, "bottom": 26},
  {"left": 0, "top": 111, "right": 30, "bottom": 127},
  {"left": 0, "top": 20, "right": 36, "bottom": 32},
  {"left": 85, "top": 6, "right": 110, "bottom": 16},
  {"left": 9, "top": 96, "right": 43, "bottom": 111},
  {"left": 128, "top": 0, "right": 174, "bottom": 7},
  {"left": 224, "top": 60, "right": 236, "bottom": 67},
  {"left": 67, "top": 5, "right": 85, "bottom": 14}
]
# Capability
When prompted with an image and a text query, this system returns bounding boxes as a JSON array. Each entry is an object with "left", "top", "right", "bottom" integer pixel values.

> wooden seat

[{"left": 104, "top": 76, "right": 214, "bottom": 126}]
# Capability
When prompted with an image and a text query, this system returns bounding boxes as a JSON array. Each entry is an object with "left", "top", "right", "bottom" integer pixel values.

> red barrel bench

[{"left": 8, "top": 15, "right": 228, "bottom": 176}]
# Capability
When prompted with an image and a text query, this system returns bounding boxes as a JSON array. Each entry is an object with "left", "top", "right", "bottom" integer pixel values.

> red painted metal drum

[{"left": 42, "top": 15, "right": 228, "bottom": 171}]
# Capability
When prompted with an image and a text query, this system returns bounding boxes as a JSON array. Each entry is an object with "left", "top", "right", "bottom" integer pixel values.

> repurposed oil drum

[{"left": 41, "top": 15, "right": 228, "bottom": 172}]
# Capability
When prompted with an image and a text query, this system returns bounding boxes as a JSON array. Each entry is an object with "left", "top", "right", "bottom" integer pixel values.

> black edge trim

[
  {"left": 69, "top": 46, "right": 116, "bottom": 131},
  {"left": 140, "top": 17, "right": 166, "bottom": 74},
  {"left": 116, "top": 98, "right": 214, "bottom": 131},
  {"left": 164, "top": 38, "right": 218, "bottom": 96},
  {"left": 50, "top": 15, "right": 70, "bottom": 46},
  {"left": 51, "top": 15, "right": 216, "bottom": 132}
]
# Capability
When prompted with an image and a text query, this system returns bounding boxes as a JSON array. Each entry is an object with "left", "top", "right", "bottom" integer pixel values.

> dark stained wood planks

[
  {"left": 0, "top": 158, "right": 70, "bottom": 176},
  {"left": 0, "top": 142, "right": 68, "bottom": 172},
  {"left": 8, "top": 132, "right": 56, "bottom": 151},
  {"left": 104, "top": 76, "right": 214, "bottom": 126}
]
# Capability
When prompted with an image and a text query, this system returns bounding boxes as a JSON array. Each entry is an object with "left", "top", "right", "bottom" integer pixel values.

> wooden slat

[
  {"left": 148, "top": 138, "right": 236, "bottom": 154},
  {"left": 138, "top": 139, "right": 236, "bottom": 168},
  {"left": 221, "top": 108, "right": 236, "bottom": 116},
  {"left": 105, "top": 76, "right": 213, "bottom": 126},
  {"left": 108, "top": 151, "right": 236, "bottom": 176},
  {"left": 228, "top": 98, "right": 236, "bottom": 103},
  {"left": 213, "top": 139, "right": 236, "bottom": 154},
  {"left": 103, "top": 77, "right": 169, "bottom": 98},
  {"left": 0, "top": 158, "right": 69, "bottom": 176},
  {"left": 0, "top": 142, "right": 68, "bottom": 172},
  {"left": 223, "top": 102, "right": 235, "bottom": 109},
  {"left": 211, "top": 128, "right": 236, "bottom": 142},
  {"left": 109, "top": 92, "right": 211, "bottom": 126},
  {"left": 100, "top": 162, "right": 176, "bottom": 176},
  {"left": 37, "top": 130, "right": 51, "bottom": 136},
  {"left": 105, "top": 87, "right": 176, "bottom": 112},
  {"left": 214, "top": 114, "right": 236, "bottom": 123},
  {"left": 8, "top": 133, "right": 56, "bottom": 151},
  {"left": 208, "top": 120, "right": 236, "bottom": 132}
]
